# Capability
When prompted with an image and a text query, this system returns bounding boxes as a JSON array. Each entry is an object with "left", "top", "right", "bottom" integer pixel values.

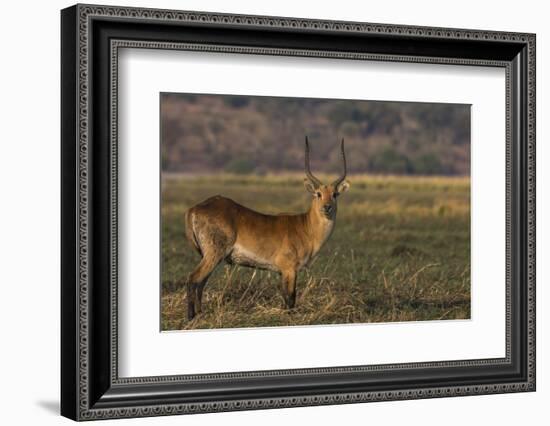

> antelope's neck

[{"left": 306, "top": 206, "right": 335, "bottom": 255}]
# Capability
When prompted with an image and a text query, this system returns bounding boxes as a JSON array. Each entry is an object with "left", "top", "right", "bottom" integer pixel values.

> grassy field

[{"left": 161, "top": 174, "right": 470, "bottom": 330}]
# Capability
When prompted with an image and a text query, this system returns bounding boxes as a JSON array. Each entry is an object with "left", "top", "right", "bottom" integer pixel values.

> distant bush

[
  {"left": 329, "top": 102, "right": 367, "bottom": 127},
  {"left": 224, "top": 158, "right": 256, "bottom": 174},
  {"left": 370, "top": 148, "right": 412, "bottom": 174},
  {"left": 181, "top": 94, "right": 197, "bottom": 103},
  {"left": 340, "top": 121, "right": 360, "bottom": 137},
  {"left": 412, "top": 153, "right": 443, "bottom": 175},
  {"left": 223, "top": 96, "right": 250, "bottom": 108}
]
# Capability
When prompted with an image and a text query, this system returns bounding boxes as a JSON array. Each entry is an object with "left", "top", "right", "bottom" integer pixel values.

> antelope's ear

[
  {"left": 337, "top": 180, "right": 350, "bottom": 194},
  {"left": 303, "top": 178, "right": 317, "bottom": 194}
]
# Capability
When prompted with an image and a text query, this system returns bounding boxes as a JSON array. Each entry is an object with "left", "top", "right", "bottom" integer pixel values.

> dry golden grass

[{"left": 161, "top": 174, "right": 470, "bottom": 330}]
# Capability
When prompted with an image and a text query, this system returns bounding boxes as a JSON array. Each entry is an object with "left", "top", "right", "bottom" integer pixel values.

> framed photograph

[{"left": 61, "top": 4, "right": 536, "bottom": 421}]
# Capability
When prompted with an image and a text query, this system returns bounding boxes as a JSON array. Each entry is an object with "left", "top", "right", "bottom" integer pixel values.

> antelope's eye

[
  {"left": 333, "top": 192, "right": 339, "bottom": 198},
  {"left": 316, "top": 192, "right": 322, "bottom": 198}
]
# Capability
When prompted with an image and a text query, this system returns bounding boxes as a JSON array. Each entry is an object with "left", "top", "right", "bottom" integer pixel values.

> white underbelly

[{"left": 229, "top": 244, "right": 278, "bottom": 271}]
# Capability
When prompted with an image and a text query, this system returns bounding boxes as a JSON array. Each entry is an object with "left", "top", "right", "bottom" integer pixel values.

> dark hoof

[{"left": 287, "top": 297, "right": 296, "bottom": 310}]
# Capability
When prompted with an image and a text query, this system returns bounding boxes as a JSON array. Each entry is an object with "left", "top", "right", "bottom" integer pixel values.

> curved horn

[
  {"left": 304, "top": 136, "right": 322, "bottom": 188},
  {"left": 332, "top": 138, "right": 347, "bottom": 188}
]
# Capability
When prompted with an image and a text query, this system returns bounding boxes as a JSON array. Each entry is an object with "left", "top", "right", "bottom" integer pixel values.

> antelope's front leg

[{"left": 280, "top": 270, "right": 297, "bottom": 309}]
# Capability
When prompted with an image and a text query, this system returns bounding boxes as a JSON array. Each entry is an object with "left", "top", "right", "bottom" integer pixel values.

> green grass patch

[{"left": 161, "top": 174, "right": 470, "bottom": 330}]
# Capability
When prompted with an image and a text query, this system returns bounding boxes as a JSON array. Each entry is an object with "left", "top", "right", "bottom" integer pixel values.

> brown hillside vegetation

[{"left": 161, "top": 93, "right": 470, "bottom": 176}]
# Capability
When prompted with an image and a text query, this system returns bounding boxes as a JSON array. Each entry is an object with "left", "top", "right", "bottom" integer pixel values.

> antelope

[{"left": 184, "top": 137, "right": 350, "bottom": 320}]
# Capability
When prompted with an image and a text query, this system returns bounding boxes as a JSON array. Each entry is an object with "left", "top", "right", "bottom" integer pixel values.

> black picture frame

[{"left": 61, "top": 3, "right": 536, "bottom": 421}]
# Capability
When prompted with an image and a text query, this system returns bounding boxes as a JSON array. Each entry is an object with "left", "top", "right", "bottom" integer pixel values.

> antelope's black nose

[{"left": 323, "top": 205, "right": 333, "bottom": 214}]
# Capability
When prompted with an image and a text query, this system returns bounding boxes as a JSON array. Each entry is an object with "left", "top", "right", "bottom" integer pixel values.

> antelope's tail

[{"left": 184, "top": 208, "right": 202, "bottom": 257}]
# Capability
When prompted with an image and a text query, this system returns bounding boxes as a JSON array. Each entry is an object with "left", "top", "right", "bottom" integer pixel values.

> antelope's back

[{"left": 184, "top": 195, "right": 306, "bottom": 253}]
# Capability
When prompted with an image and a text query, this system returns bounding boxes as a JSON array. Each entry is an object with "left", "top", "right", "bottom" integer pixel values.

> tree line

[{"left": 161, "top": 93, "right": 470, "bottom": 176}]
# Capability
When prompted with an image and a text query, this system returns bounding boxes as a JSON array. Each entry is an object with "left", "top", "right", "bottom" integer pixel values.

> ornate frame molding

[{"left": 61, "top": 4, "right": 535, "bottom": 421}]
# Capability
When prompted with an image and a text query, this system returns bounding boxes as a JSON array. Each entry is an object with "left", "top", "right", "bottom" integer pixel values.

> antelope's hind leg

[
  {"left": 185, "top": 210, "right": 235, "bottom": 321},
  {"left": 186, "top": 259, "right": 217, "bottom": 321},
  {"left": 186, "top": 252, "right": 224, "bottom": 320}
]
